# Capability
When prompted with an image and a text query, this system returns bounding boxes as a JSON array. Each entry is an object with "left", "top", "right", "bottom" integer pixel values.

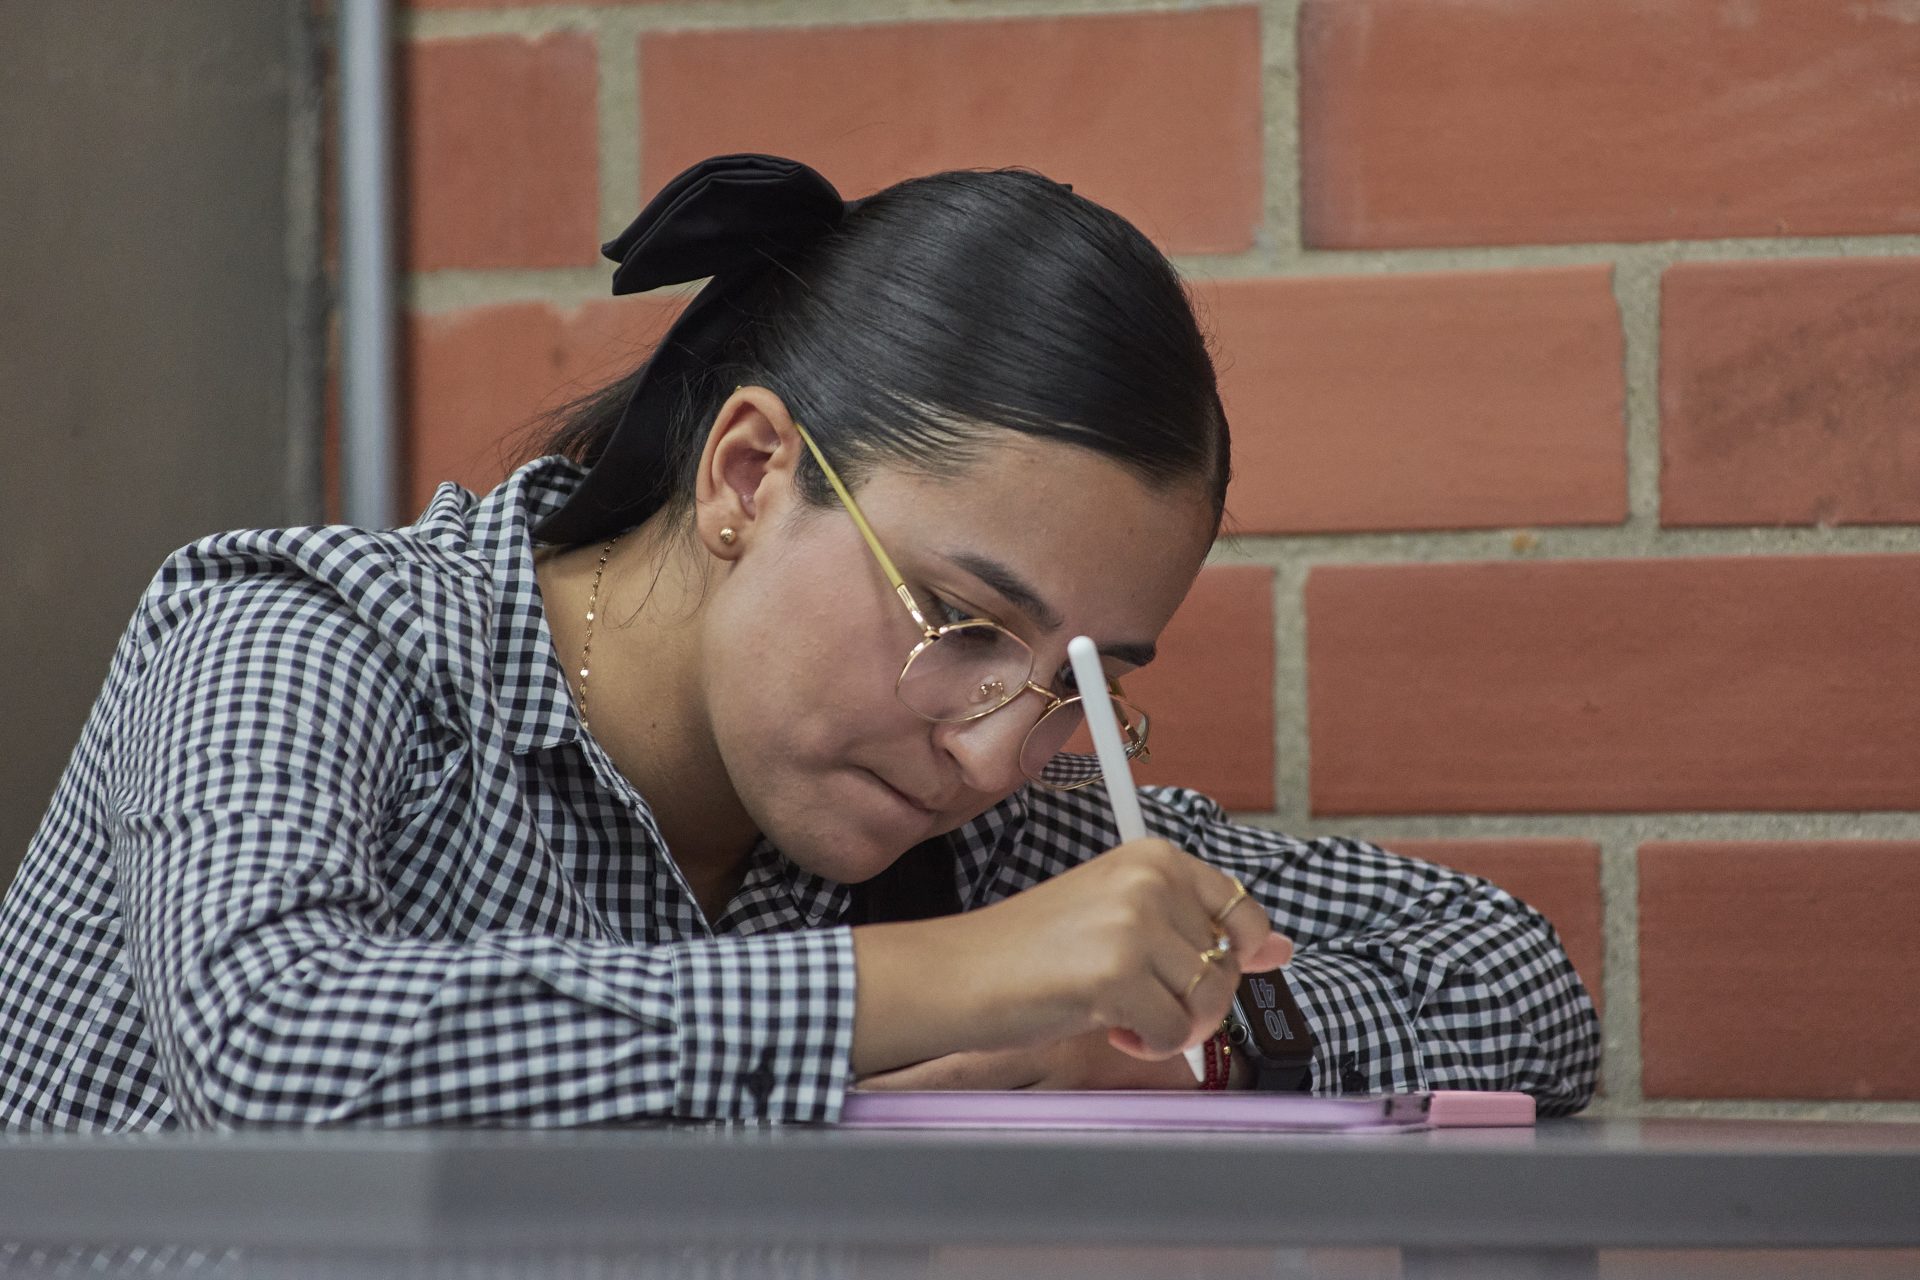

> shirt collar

[{"left": 469, "top": 456, "right": 591, "bottom": 756}]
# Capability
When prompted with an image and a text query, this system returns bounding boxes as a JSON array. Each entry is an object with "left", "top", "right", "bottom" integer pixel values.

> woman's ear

[{"left": 692, "top": 386, "right": 801, "bottom": 559}]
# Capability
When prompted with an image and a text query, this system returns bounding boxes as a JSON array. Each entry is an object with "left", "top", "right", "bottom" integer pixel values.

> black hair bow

[{"left": 534, "top": 154, "right": 851, "bottom": 545}]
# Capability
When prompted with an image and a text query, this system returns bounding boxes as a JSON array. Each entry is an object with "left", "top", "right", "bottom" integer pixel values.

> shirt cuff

[
  {"left": 667, "top": 928, "right": 856, "bottom": 1123},
  {"left": 1281, "top": 951, "right": 1431, "bottom": 1097}
]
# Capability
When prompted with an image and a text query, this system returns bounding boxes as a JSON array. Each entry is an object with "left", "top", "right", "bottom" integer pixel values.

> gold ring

[
  {"left": 1184, "top": 940, "right": 1231, "bottom": 1000},
  {"left": 1210, "top": 880, "right": 1249, "bottom": 930}
]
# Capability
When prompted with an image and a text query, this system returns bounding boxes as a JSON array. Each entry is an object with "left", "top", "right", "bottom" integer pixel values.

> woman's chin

[
  {"left": 749, "top": 766, "right": 953, "bottom": 884},
  {"left": 761, "top": 798, "right": 918, "bottom": 885},
  {"left": 786, "top": 832, "right": 913, "bottom": 887}
]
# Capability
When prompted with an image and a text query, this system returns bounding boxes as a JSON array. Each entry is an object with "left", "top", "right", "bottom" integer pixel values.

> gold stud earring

[{"left": 719, "top": 527, "right": 737, "bottom": 546}]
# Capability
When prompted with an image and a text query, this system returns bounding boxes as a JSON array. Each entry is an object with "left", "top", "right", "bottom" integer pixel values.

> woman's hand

[
  {"left": 856, "top": 1027, "right": 1204, "bottom": 1092},
  {"left": 850, "top": 837, "right": 1293, "bottom": 1077}
]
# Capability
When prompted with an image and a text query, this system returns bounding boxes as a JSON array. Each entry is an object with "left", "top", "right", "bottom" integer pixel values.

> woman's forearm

[{"left": 849, "top": 916, "right": 991, "bottom": 1075}]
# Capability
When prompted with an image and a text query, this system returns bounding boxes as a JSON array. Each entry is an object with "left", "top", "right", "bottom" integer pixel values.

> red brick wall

[{"left": 388, "top": 0, "right": 1920, "bottom": 1115}]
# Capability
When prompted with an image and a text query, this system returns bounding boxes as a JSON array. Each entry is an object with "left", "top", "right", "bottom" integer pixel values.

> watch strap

[{"left": 1229, "top": 969, "right": 1318, "bottom": 1092}]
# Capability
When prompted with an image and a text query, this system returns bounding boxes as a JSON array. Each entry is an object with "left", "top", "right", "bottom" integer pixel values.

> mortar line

[
  {"left": 1178, "top": 232, "right": 1920, "bottom": 279},
  {"left": 1188, "top": 522, "right": 1920, "bottom": 565},
  {"left": 595, "top": 12, "right": 644, "bottom": 247},
  {"left": 1268, "top": 558, "right": 1312, "bottom": 833},
  {"left": 407, "top": 0, "right": 1264, "bottom": 41},
  {"left": 407, "top": 268, "right": 608, "bottom": 314},
  {"left": 1598, "top": 831, "right": 1643, "bottom": 1106},
  {"left": 1242, "top": 812, "right": 1920, "bottom": 841},
  {"left": 1613, "top": 251, "right": 1663, "bottom": 532},
  {"left": 1260, "top": 0, "right": 1302, "bottom": 269},
  {"left": 410, "top": 230, "right": 1920, "bottom": 315}
]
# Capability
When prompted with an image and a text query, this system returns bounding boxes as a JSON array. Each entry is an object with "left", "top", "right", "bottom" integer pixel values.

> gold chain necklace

[{"left": 575, "top": 536, "right": 619, "bottom": 731}]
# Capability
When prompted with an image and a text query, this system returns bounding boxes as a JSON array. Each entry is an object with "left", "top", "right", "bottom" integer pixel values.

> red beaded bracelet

[{"left": 1199, "top": 1028, "right": 1231, "bottom": 1091}]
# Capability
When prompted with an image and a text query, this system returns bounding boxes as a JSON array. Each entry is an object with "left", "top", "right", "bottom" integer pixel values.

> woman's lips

[{"left": 865, "top": 769, "right": 941, "bottom": 817}]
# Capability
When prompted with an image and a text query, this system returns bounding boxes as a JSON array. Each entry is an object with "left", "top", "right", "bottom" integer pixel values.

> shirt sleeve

[
  {"left": 107, "top": 574, "right": 854, "bottom": 1128},
  {"left": 1140, "top": 786, "right": 1601, "bottom": 1117}
]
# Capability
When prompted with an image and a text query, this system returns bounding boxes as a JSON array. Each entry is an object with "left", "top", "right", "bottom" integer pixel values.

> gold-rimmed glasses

[{"left": 791, "top": 419, "right": 1150, "bottom": 791}]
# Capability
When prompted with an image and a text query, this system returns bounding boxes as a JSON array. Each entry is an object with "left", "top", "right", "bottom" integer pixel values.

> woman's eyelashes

[{"left": 927, "top": 591, "right": 987, "bottom": 629}]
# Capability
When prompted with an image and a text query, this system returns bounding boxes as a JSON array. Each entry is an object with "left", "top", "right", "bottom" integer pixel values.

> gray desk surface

[{"left": 2, "top": 1116, "right": 1918, "bottom": 1256}]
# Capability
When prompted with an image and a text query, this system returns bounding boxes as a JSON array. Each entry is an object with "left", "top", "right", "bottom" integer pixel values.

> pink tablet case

[
  {"left": 1427, "top": 1090, "right": 1536, "bottom": 1127},
  {"left": 838, "top": 1090, "right": 1432, "bottom": 1132}
]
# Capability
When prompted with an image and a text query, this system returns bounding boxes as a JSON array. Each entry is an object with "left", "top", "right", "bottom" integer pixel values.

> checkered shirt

[{"left": 0, "top": 458, "right": 1599, "bottom": 1130}]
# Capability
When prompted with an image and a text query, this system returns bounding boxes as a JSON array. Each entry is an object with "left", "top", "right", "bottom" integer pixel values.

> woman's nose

[{"left": 930, "top": 695, "right": 1040, "bottom": 795}]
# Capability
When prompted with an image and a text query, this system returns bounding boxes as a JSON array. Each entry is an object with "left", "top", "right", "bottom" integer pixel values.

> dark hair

[{"left": 531, "top": 167, "right": 1230, "bottom": 534}]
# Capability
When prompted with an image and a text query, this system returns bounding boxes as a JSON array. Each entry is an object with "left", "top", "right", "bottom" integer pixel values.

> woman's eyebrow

[
  {"left": 1094, "top": 639, "right": 1158, "bottom": 669},
  {"left": 938, "top": 549, "right": 1157, "bottom": 667},
  {"left": 941, "top": 548, "right": 1062, "bottom": 629}
]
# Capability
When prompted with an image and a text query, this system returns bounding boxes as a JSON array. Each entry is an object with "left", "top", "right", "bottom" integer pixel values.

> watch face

[{"left": 1236, "top": 972, "right": 1316, "bottom": 1064}]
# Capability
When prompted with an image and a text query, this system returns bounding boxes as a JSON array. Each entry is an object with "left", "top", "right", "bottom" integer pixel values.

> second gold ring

[
  {"left": 1210, "top": 880, "right": 1250, "bottom": 930},
  {"left": 1183, "top": 937, "right": 1232, "bottom": 999}
]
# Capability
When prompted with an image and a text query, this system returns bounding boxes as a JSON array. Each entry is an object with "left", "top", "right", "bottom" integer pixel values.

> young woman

[{"left": 0, "top": 155, "right": 1598, "bottom": 1129}]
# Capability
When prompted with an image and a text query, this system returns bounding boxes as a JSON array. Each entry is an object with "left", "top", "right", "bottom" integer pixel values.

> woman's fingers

[
  {"left": 1155, "top": 869, "right": 1268, "bottom": 988},
  {"left": 1207, "top": 877, "right": 1252, "bottom": 932},
  {"left": 1102, "top": 948, "right": 1203, "bottom": 1059},
  {"left": 1113, "top": 917, "right": 1235, "bottom": 1057},
  {"left": 944, "top": 838, "right": 1299, "bottom": 1066},
  {"left": 1200, "top": 870, "right": 1278, "bottom": 963},
  {"left": 1147, "top": 864, "right": 1297, "bottom": 1047},
  {"left": 1245, "top": 932, "right": 1295, "bottom": 971}
]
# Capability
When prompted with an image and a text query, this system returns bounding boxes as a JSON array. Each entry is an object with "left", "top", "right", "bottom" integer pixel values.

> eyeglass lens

[
  {"left": 899, "top": 627, "right": 1142, "bottom": 788},
  {"left": 896, "top": 622, "right": 1033, "bottom": 722}
]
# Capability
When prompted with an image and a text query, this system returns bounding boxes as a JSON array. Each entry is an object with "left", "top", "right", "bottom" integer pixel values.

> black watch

[{"left": 1226, "top": 970, "right": 1318, "bottom": 1092}]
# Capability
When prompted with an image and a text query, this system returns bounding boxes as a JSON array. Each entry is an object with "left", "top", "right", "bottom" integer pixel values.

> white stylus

[{"left": 1066, "top": 636, "right": 1208, "bottom": 1085}]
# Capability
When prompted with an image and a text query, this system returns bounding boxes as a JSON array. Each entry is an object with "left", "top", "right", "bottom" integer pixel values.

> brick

[
  {"left": 639, "top": 9, "right": 1262, "bottom": 255},
  {"left": 1306, "top": 556, "right": 1920, "bottom": 815},
  {"left": 1662, "top": 257, "right": 1920, "bottom": 528},
  {"left": 1203, "top": 269, "right": 1626, "bottom": 534},
  {"left": 404, "top": 35, "right": 600, "bottom": 271},
  {"left": 1129, "top": 565, "right": 1274, "bottom": 813},
  {"left": 1640, "top": 842, "right": 1920, "bottom": 1100},
  {"left": 1300, "top": 0, "right": 1920, "bottom": 248},
  {"left": 406, "top": 295, "right": 684, "bottom": 513},
  {"left": 1385, "top": 840, "right": 1603, "bottom": 1011}
]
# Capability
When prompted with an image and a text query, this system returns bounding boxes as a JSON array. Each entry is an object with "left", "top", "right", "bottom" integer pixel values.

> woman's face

[{"left": 700, "top": 429, "right": 1217, "bottom": 885}]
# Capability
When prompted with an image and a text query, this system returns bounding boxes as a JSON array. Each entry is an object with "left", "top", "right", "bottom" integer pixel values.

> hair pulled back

[{"left": 535, "top": 168, "right": 1230, "bottom": 533}]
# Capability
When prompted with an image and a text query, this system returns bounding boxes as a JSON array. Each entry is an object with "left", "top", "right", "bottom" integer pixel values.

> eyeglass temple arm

[{"left": 791, "top": 420, "right": 923, "bottom": 619}]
